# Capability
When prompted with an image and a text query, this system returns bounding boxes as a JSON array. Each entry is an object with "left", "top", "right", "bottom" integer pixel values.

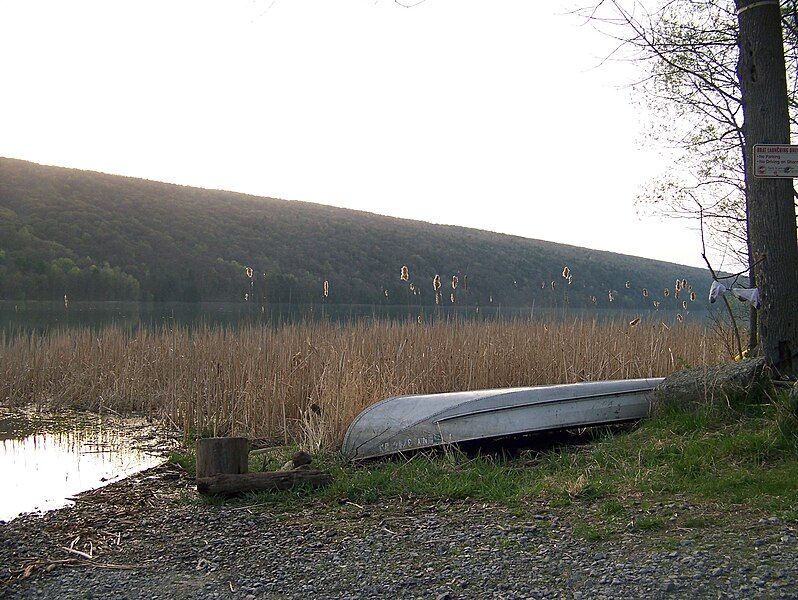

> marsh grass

[
  {"left": 2, "top": 317, "right": 720, "bottom": 448},
  {"left": 3, "top": 317, "right": 718, "bottom": 447}
]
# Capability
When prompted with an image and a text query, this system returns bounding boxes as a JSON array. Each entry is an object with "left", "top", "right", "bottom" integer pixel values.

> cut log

[
  {"left": 196, "top": 437, "right": 249, "bottom": 479},
  {"left": 196, "top": 470, "right": 332, "bottom": 496}
]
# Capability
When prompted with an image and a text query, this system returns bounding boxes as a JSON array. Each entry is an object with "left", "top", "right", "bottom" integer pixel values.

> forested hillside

[{"left": 0, "top": 158, "right": 712, "bottom": 310}]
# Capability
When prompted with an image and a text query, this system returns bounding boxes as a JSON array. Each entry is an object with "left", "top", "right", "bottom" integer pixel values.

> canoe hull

[{"left": 341, "top": 378, "right": 664, "bottom": 460}]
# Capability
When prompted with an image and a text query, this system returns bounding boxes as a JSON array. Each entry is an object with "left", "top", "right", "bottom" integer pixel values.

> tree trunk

[
  {"left": 196, "top": 470, "right": 332, "bottom": 496},
  {"left": 743, "top": 138, "right": 759, "bottom": 353},
  {"left": 736, "top": 0, "right": 798, "bottom": 377},
  {"left": 195, "top": 437, "right": 249, "bottom": 479}
]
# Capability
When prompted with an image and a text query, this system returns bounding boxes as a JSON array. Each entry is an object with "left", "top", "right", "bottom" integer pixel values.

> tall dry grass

[{"left": 0, "top": 317, "right": 724, "bottom": 450}]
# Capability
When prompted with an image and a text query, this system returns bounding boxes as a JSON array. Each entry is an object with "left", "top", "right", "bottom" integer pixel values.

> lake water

[
  {"left": 0, "top": 409, "right": 170, "bottom": 521},
  {"left": 0, "top": 300, "right": 697, "bottom": 333}
]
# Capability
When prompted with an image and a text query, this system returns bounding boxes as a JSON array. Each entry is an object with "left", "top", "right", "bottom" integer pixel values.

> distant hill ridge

[{"left": 0, "top": 157, "right": 710, "bottom": 310}]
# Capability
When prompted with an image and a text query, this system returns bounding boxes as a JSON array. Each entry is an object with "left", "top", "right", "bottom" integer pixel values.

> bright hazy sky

[{"left": 0, "top": 0, "right": 710, "bottom": 268}]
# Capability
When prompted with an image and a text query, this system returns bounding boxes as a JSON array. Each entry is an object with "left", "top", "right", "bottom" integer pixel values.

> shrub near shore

[{"left": 1, "top": 317, "right": 723, "bottom": 449}]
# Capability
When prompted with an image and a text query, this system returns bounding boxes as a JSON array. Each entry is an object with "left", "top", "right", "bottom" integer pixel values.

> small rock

[{"left": 280, "top": 450, "right": 313, "bottom": 471}]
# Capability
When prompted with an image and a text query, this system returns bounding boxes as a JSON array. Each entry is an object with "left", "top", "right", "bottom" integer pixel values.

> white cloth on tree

[
  {"left": 708, "top": 280, "right": 726, "bottom": 303},
  {"left": 708, "top": 280, "right": 760, "bottom": 309}
]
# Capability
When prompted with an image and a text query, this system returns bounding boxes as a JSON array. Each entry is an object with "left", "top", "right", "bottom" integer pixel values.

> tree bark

[
  {"left": 736, "top": 0, "right": 798, "bottom": 377},
  {"left": 196, "top": 470, "right": 332, "bottom": 496},
  {"left": 195, "top": 437, "right": 249, "bottom": 479}
]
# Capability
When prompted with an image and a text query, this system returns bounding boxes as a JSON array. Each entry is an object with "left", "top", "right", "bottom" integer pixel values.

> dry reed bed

[{"left": 0, "top": 318, "right": 723, "bottom": 449}]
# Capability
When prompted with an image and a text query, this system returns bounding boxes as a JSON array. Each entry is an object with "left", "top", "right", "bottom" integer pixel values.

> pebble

[{"left": 2, "top": 464, "right": 798, "bottom": 599}]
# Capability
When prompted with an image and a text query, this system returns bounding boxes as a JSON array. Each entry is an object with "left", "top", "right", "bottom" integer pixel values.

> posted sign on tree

[{"left": 754, "top": 145, "right": 798, "bottom": 178}]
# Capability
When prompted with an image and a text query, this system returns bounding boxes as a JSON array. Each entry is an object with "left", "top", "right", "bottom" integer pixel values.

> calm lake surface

[
  {"left": 0, "top": 410, "right": 169, "bottom": 522},
  {"left": 0, "top": 301, "right": 697, "bottom": 333}
]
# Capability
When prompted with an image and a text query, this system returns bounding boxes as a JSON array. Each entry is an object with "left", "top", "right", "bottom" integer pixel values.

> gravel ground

[{"left": 2, "top": 463, "right": 798, "bottom": 599}]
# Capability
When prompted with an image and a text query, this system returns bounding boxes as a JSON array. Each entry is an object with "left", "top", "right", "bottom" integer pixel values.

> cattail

[
  {"left": 451, "top": 275, "right": 459, "bottom": 290},
  {"left": 642, "top": 288, "right": 649, "bottom": 298},
  {"left": 323, "top": 280, "right": 329, "bottom": 298},
  {"left": 629, "top": 317, "right": 640, "bottom": 327},
  {"left": 677, "top": 313, "right": 684, "bottom": 322},
  {"left": 562, "top": 266, "right": 570, "bottom": 279},
  {"left": 433, "top": 274, "right": 441, "bottom": 292},
  {"left": 245, "top": 266, "right": 253, "bottom": 278},
  {"left": 400, "top": 265, "right": 409, "bottom": 281},
  {"left": 625, "top": 281, "right": 631, "bottom": 289}
]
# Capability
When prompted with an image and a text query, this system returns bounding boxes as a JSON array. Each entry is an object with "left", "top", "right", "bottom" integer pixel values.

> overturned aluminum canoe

[{"left": 342, "top": 378, "right": 664, "bottom": 460}]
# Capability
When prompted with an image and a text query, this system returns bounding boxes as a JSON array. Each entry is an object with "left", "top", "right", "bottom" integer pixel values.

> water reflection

[{"left": 0, "top": 410, "right": 167, "bottom": 522}]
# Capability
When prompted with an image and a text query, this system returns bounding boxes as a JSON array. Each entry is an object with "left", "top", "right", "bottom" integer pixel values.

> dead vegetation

[{"left": 0, "top": 318, "right": 723, "bottom": 449}]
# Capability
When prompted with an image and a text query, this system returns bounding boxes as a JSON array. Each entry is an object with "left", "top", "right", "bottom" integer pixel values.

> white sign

[{"left": 754, "top": 144, "right": 798, "bottom": 178}]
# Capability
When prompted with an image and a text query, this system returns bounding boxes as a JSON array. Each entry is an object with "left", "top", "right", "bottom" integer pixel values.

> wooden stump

[
  {"left": 196, "top": 470, "right": 332, "bottom": 496},
  {"left": 195, "top": 437, "right": 249, "bottom": 479}
]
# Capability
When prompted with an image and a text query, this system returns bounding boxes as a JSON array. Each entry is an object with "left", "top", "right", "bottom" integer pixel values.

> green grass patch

[
  {"left": 573, "top": 522, "right": 608, "bottom": 541},
  {"left": 174, "top": 390, "right": 798, "bottom": 517},
  {"left": 600, "top": 499, "right": 625, "bottom": 516},
  {"left": 633, "top": 515, "right": 666, "bottom": 531},
  {"left": 682, "top": 515, "right": 713, "bottom": 529},
  {"left": 168, "top": 450, "right": 196, "bottom": 474}
]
